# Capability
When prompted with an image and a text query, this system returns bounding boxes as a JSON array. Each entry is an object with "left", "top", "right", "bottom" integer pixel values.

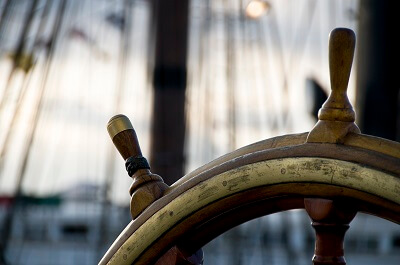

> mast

[{"left": 149, "top": 0, "right": 189, "bottom": 185}]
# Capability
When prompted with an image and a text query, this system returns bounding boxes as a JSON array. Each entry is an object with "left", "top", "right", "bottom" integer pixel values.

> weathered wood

[
  {"left": 171, "top": 132, "right": 309, "bottom": 190},
  {"left": 174, "top": 131, "right": 400, "bottom": 190},
  {"left": 99, "top": 152, "right": 400, "bottom": 265},
  {"left": 307, "top": 28, "right": 360, "bottom": 143},
  {"left": 179, "top": 185, "right": 398, "bottom": 252},
  {"left": 344, "top": 132, "right": 400, "bottom": 159}
]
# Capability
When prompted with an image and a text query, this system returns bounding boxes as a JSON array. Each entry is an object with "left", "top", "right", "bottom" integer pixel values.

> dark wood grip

[
  {"left": 107, "top": 114, "right": 143, "bottom": 160},
  {"left": 107, "top": 114, "right": 169, "bottom": 219}
]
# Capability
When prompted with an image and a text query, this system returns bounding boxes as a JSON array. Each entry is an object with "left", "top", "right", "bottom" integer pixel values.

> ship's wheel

[{"left": 99, "top": 28, "right": 400, "bottom": 265}]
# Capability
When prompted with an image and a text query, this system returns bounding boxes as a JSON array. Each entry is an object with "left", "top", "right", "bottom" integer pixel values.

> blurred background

[{"left": 0, "top": 0, "right": 399, "bottom": 264}]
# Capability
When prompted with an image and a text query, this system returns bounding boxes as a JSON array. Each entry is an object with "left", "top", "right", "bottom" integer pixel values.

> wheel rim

[{"left": 104, "top": 143, "right": 400, "bottom": 265}]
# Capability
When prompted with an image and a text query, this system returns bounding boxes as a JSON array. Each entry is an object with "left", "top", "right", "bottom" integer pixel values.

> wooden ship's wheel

[{"left": 99, "top": 28, "right": 400, "bottom": 265}]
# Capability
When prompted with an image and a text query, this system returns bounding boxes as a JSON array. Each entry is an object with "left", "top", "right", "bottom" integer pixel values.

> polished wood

[
  {"left": 305, "top": 198, "right": 357, "bottom": 265},
  {"left": 107, "top": 114, "right": 142, "bottom": 160},
  {"left": 107, "top": 115, "right": 169, "bottom": 219},
  {"left": 106, "top": 115, "right": 201, "bottom": 264},
  {"left": 127, "top": 170, "right": 168, "bottom": 219},
  {"left": 111, "top": 130, "right": 142, "bottom": 161}
]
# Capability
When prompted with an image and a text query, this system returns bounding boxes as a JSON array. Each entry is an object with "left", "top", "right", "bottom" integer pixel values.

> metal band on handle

[
  {"left": 107, "top": 114, "right": 134, "bottom": 140},
  {"left": 125, "top": 156, "right": 150, "bottom": 177}
]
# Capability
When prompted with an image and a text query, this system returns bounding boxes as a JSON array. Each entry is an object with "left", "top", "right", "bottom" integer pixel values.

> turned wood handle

[
  {"left": 307, "top": 27, "right": 360, "bottom": 143},
  {"left": 329, "top": 28, "right": 355, "bottom": 97},
  {"left": 328, "top": 28, "right": 355, "bottom": 109},
  {"left": 318, "top": 28, "right": 356, "bottom": 122},
  {"left": 107, "top": 114, "right": 143, "bottom": 160}
]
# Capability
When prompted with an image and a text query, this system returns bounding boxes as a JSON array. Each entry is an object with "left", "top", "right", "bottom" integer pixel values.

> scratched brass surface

[
  {"left": 104, "top": 157, "right": 399, "bottom": 265},
  {"left": 171, "top": 132, "right": 400, "bottom": 190}
]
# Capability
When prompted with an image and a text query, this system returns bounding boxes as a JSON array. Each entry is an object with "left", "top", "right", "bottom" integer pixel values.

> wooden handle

[
  {"left": 107, "top": 114, "right": 143, "bottom": 160},
  {"left": 319, "top": 28, "right": 356, "bottom": 122},
  {"left": 307, "top": 27, "right": 360, "bottom": 143},
  {"left": 107, "top": 114, "right": 169, "bottom": 219},
  {"left": 329, "top": 28, "right": 355, "bottom": 98}
]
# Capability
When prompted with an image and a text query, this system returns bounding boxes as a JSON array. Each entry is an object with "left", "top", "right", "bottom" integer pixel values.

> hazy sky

[{"left": 0, "top": 0, "right": 359, "bottom": 204}]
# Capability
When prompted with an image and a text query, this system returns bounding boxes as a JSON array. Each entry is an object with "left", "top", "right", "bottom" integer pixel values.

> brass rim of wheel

[{"left": 101, "top": 133, "right": 400, "bottom": 265}]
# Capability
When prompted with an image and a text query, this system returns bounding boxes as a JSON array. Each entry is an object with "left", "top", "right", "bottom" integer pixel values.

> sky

[{"left": 0, "top": 0, "right": 359, "bottom": 204}]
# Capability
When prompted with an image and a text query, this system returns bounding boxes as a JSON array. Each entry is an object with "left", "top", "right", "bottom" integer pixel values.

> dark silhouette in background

[
  {"left": 306, "top": 78, "right": 328, "bottom": 122},
  {"left": 356, "top": 0, "right": 400, "bottom": 141}
]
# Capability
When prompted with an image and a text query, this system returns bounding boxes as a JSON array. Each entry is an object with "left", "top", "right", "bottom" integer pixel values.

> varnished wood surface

[
  {"left": 107, "top": 114, "right": 169, "bottom": 219},
  {"left": 305, "top": 198, "right": 357, "bottom": 265},
  {"left": 112, "top": 129, "right": 143, "bottom": 161},
  {"left": 107, "top": 115, "right": 143, "bottom": 160}
]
